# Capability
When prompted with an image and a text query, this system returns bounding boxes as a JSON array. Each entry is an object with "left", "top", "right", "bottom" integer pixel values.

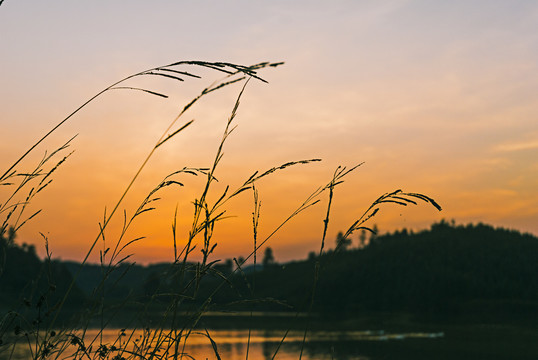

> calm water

[{"left": 1, "top": 328, "right": 445, "bottom": 360}]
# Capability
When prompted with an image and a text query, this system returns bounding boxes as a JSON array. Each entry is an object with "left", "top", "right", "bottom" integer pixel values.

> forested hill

[
  {"left": 3, "top": 221, "right": 537, "bottom": 323},
  {"left": 245, "top": 221, "right": 538, "bottom": 319},
  {"left": 0, "top": 231, "right": 85, "bottom": 316}
]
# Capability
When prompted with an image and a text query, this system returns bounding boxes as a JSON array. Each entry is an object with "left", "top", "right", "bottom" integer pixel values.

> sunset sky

[{"left": 1, "top": 1, "right": 537, "bottom": 264}]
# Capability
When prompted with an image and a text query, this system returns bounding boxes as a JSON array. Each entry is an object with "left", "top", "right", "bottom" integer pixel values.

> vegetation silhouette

[
  {"left": 0, "top": 59, "right": 441, "bottom": 359},
  {"left": 192, "top": 220, "right": 538, "bottom": 323},
  {"left": 5, "top": 220, "right": 535, "bottom": 327}
]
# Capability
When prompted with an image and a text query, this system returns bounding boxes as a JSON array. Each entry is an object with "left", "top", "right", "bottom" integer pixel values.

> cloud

[{"left": 495, "top": 140, "right": 538, "bottom": 152}]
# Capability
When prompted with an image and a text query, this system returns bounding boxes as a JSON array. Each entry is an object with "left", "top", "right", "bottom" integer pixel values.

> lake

[
  {"left": 2, "top": 322, "right": 537, "bottom": 360},
  {"left": 2, "top": 327, "right": 446, "bottom": 360}
]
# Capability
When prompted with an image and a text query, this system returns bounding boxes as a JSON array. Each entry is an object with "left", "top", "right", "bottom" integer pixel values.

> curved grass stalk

[
  {"left": 0, "top": 61, "right": 282, "bottom": 183},
  {"left": 1, "top": 55, "right": 444, "bottom": 360},
  {"left": 27, "top": 61, "right": 283, "bottom": 358}
]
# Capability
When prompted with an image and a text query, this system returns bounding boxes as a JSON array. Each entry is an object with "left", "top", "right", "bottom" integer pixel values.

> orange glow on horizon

[{"left": 2, "top": 2, "right": 538, "bottom": 264}]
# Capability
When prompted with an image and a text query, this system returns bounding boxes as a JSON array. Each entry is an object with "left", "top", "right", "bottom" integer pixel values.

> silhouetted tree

[
  {"left": 0, "top": 228, "right": 85, "bottom": 311},
  {"left": 0, "top": 226, "right": 16, "bottom": 277},
  {"left": 358, "top": 229, "right": 367, "bottom": 249},
  {"left": 0, "top": 226, "right": 16, "bottom": 247},
  {"left": 262, "top": 247, "right": 275, "bottom": 267},
  {"left": 369, "top": 224, "right": 378, "bottom": 243},
  {"left": 335, "top": 231, "right": 351, "bottom": 251},
  {"left": 225, "top": 258, "right": 233, "bottom": 274}
]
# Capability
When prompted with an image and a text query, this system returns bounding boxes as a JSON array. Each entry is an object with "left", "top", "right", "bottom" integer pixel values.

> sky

[{"left": 1, "top": 1, "right": 537, "bottom": 264}]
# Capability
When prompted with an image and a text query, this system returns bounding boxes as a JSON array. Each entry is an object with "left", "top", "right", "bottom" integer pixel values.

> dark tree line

[
  {"left": 0, "top": 228, "right": 85, "bottom": 326},
  {"left": 225, "top": 221, "right": 538, "bottom": 321},
  {"left": 3, "top": 221, "right": 537, "bottom": 324}
]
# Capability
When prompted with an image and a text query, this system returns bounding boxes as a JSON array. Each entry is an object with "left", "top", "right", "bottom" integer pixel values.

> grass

[{"left": 0, "top": 60, "right": 441, "bottom": 360}]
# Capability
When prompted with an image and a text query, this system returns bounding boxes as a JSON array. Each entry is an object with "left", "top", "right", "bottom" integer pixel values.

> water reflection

[{"left": 1, "top": 328, "right": 444, "bottom": 360}]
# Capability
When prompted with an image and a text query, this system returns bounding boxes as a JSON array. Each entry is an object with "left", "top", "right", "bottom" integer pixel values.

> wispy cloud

[{"left": 495, "top": 140, "right": 538, "bottom": 152}]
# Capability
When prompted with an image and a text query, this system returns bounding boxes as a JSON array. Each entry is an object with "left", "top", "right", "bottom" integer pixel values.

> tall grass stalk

[{"left": 0, "top": 59, "right": 440, "bottom": 360}]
